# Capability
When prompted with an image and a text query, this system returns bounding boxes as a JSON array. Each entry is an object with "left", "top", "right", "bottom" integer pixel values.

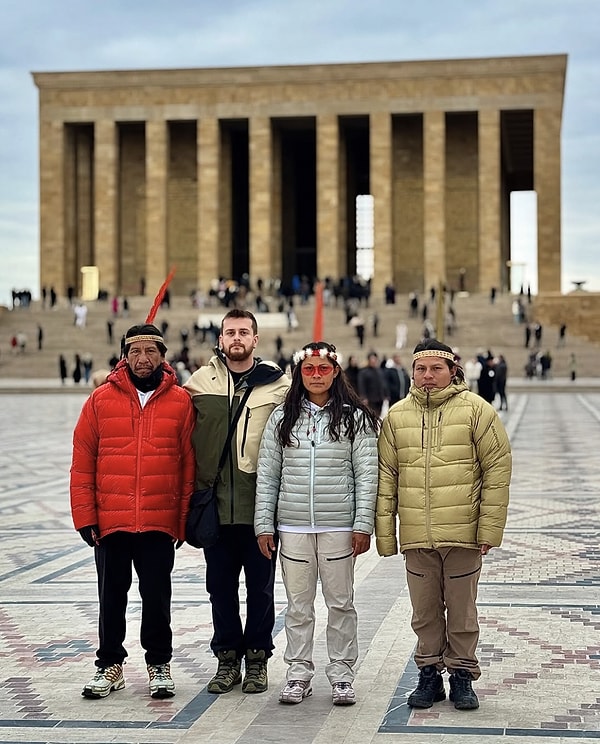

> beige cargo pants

[{"left": 405, "top": 546, "right": 482, "bottom": 679}]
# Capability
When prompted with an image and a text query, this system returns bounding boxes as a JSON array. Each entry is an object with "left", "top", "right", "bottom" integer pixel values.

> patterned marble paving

[{"left": 0, "top": 393, "right": 598, "bottom": 743}]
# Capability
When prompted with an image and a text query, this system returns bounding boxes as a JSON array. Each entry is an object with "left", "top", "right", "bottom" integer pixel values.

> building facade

[{"left": 32, "top": 55, "right": 566, "bottom": 299}]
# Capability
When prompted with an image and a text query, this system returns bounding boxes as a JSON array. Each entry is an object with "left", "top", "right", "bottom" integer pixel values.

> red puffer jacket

[{"left": 70, "top": 361, "right": 196, "bottom": 541}]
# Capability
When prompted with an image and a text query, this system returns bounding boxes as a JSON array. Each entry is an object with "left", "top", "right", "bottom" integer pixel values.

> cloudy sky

[{"left": 1, "top": 0, "right": 598, "bottom": 306}]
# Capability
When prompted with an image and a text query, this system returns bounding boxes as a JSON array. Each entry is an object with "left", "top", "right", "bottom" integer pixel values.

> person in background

[
  {"left": 464, "top": 356, "right": 482, "bottom": 393},
  {"left": 70, "top": 324, "right": 195, "bottom": 700},
  {"left": 73, "top": 353, "right": 82, "bottom": 385},
  {"left": 495, "top": 354, "right": 508, "bottom": 410},
  {"left": 376, "top": 340, "right": 511, "bottom": 712},
  {"left": 557, "top": 323, "right": 567, "bottom": 348},
  {"left": 255, "top": 341, "right": 379, "bottom": 706},
  {"left": 358, "top": 352, "right": 389, "bottom": 417},
  {"left": 343, "top": 355, "right": 360, "bottom": 394},
  {"left": 59, "top": 354, "right": 68, "bottom": 385},
  {"left": 384, "top": 353, "right": 411, "bottom": 406},
  {"left": 184, "top": 309, "right": 290, "bottom": 696},
  {"left": 476, "top": 354, "right": 496, "bottom": 404}
]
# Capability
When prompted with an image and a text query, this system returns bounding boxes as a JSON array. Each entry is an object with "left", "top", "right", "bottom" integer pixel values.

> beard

[{"left": 224, "top": 344, "right": 253, "bottom": 363}]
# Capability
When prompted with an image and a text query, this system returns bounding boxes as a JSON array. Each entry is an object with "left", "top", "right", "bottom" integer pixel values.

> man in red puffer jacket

[{"left": 70, "top": 323, "right": 195, "bottom": 701}]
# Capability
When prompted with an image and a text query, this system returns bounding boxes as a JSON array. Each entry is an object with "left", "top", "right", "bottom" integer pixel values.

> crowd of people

[{"left": 68, "top": 306, "right": 512, "bottom": 716}]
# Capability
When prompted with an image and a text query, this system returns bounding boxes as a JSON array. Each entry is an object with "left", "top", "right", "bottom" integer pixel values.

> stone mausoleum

[{"left": 32, "top": 54, "right": 566, "bottom": 300}]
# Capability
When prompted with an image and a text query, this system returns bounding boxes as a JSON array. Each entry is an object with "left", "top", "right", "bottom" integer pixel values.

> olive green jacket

[
  {"left": 184, "top": 353, "right": 290, "bottom": 525},
  {"left": 376, "top": 381, "right": 511, "bottom": 555}
]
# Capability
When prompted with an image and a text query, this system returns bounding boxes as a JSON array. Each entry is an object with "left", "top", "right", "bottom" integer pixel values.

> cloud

[{"left": 1, "top": 0, "right": 600, "bottom": 304}]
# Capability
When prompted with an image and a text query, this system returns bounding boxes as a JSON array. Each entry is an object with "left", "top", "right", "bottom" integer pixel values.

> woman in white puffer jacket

[{"left": 255, "top": 341, "right": 379, "bottom": 707}]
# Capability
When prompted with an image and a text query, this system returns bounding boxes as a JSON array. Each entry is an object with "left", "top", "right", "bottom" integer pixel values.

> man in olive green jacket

[
  {"left": 376, "top": 340, "right": 511, "bottom": 711},
  {"left": 184, "top": 309, "right": 289, "bottom": 696}
]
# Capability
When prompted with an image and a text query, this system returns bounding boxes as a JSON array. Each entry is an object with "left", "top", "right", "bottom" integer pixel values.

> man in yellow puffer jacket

[{"left": 376, "top": 339, "right": 511, "bottom": 711}]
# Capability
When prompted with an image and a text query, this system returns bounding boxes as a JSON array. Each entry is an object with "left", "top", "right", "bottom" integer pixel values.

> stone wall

[{"left": 533, "top": 292, "right": 600, "bottom": 344}]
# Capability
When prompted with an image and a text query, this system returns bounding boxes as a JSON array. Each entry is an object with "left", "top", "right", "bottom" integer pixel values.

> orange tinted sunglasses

[{"left": 301, "top": 363, "right": 335, "bottom": 377}]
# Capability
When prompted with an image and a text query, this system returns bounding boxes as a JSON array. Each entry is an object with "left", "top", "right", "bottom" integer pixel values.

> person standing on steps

[
  {"left": 184, "top": 309, "right": 290, "bottom": 696},
  {"left": 376, "top": 340, "right": 511, "bottom": 712},
  {"left": 59, "top": 354, "right": 68, "bottom": 385}
]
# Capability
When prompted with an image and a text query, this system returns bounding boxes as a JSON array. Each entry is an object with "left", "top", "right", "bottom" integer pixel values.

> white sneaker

[
  {"left": 332, "top": 681, "right": 356, "bottom": 706},
  {"left": 82, "top": 663, "right": 125, "bottom": 699},
  {"left": 279, "top": 679, "right": 313, "bottom": 704},
  {"left": 147, "top": 663, "right": 176, "bottom": 698}
]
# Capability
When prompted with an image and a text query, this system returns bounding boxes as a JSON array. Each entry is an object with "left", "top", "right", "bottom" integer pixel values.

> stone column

[
  {"left": 94, "top": 120, "right": 118, "bottom": 295},
  {"left": 249, "top": 117, "right": 274, "bottom": 284},
  {"left": 478, "top": 109, "right": 501, "bottom": 293},
  {"left": 317, "top": 114, "right": 342, "bottom": 280},
  {"left": 145, "top": 120, "right": 168, "bottom": 293},
  {"left": 535, "top": 108, "right": 562, "bottom": 293},
  {"left": 423, "top": 111, "right": 446, "bottom": 292},
  {"left": 197, "top": 117, "right": 220, "bottom": 289},
  {"left": 370, "top": 112, "right": 393, "bottom": 298},
  {"left": 39, "top": 120, "right": 65, "bottom": 295}
]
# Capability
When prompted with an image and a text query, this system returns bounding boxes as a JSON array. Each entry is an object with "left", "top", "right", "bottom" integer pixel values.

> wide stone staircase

[{"left": 0, "top": 288, "right": 597, "bottom": 386}]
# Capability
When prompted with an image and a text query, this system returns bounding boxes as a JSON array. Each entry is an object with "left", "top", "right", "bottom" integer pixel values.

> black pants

[
  {"left": 94, "top": 531, "right": 175, "bottom": 667},
  {"left": 204, "top": 524, "right": 277, "bottom": 658}
]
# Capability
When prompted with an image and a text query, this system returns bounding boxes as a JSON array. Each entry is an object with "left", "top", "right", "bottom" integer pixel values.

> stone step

[{"left": 0, "top": 290, "right": 596, "bottom": 381}]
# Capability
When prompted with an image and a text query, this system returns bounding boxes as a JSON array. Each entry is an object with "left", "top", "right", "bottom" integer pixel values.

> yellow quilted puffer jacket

[{"left": 376, "top": 380, "right": 511, "bottom": 555}]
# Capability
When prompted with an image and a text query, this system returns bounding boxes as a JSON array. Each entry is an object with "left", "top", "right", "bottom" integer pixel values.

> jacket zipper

[
  {"left": 133, "top": 383, "right": 164, "bottom": 532},
  {"left": 227, "top": 388, "right": 235, "bottom": 524},
  {"left": 135, "top": 398, "right": 143, "bottom": 532},
  {"left": 241, "top": 408, "right": 251, "bottom": 458},
  {"left": 424, "top": 399, "right": 432, "bottom": 545},
  {"left": 309, "top": 415, "right": 318, "bottom": 528}
]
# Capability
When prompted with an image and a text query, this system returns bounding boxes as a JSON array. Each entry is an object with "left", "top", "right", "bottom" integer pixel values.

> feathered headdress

[
  {"left": 145, "top": 266, "right": 176, "bottom": 324},
  {"left": 120, "top": 267, "right": 176, "bottom": 358}
]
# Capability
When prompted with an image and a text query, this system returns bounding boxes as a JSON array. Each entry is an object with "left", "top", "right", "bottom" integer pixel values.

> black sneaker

[
  {"left": 449, "top": 669, "right": 479, "bottom": 710},
  {"left": 407, "top": 665, "right": 446, "bottom": 708},
  {"left": 207, "top": 650, "right": 242, "bottom": 694}
]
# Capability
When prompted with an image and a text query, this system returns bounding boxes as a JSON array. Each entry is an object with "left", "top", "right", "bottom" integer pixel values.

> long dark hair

[{"left": 276, "top": 341, "right": 380, "bottom": 447}]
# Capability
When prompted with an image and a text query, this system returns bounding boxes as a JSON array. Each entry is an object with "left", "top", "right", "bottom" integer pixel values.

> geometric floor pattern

[{"left": 0, "top": 392, "right": 599, "bottom": 743}]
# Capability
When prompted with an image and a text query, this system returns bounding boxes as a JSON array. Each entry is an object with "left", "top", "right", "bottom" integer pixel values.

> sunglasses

[{"left": 301, "top": 364, "right": 335, "bottom": 377}]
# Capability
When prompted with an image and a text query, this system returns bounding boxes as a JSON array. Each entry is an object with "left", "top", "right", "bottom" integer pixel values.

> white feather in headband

[{"left": 293, "top": 347, "right": 339, "bottom": 366}]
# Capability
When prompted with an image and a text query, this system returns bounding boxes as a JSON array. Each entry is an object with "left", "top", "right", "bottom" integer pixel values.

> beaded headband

[
  {"left": 125, "top": 334, "right": 166, "bottom": 348},
  {"left": 293, "top": 347, "right": 338, "bottom": 366},
  {"left": 413, "top": 349, "right": 456, "bottom": 363}
]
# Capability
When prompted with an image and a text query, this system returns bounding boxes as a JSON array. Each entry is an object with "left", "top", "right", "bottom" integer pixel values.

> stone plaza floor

[{"left": 0, "top": 391, "right": 598, "bottom": 744}]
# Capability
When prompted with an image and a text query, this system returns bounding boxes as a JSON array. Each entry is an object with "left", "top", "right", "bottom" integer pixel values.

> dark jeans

[
  {"left": 204, "top": 524, "right": 277, "bottom": 658},
  {"left": 94, "top": 531, "right": 175, "bottom": 667}
]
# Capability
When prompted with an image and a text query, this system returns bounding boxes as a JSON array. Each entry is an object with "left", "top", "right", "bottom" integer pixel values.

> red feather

[{"left": 145, "top": 267, "right": 176, "bottom": 325}]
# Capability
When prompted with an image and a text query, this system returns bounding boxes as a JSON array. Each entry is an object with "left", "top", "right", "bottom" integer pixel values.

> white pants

[{"left": 279, "top": 531, "right": 357, "bottom": 684}]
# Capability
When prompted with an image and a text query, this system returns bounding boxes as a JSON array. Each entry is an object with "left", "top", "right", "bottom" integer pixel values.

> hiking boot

[
  {"left": 82, "top": 663, "right": 125, "bottom": 699},
  {"left": 279, "top": 679, "right": 313, "bottom": 704},
  {"left": 449, "top": 669, "right": 479, "bottom": 710},
  {"left": 242, "top": 649, "right": 268, "bottom": 693},
  {"left": 207, "top": 650, "right": 242, "bottom": 694},
  {"left": 407, "top": 664, "right": 446, "bottom": 708},
  {"left": 332, "top": 681, "right": 356, "bottom": 706},
  {"left": 147, "top": 663, "right": 175, "bottom": 699}
]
